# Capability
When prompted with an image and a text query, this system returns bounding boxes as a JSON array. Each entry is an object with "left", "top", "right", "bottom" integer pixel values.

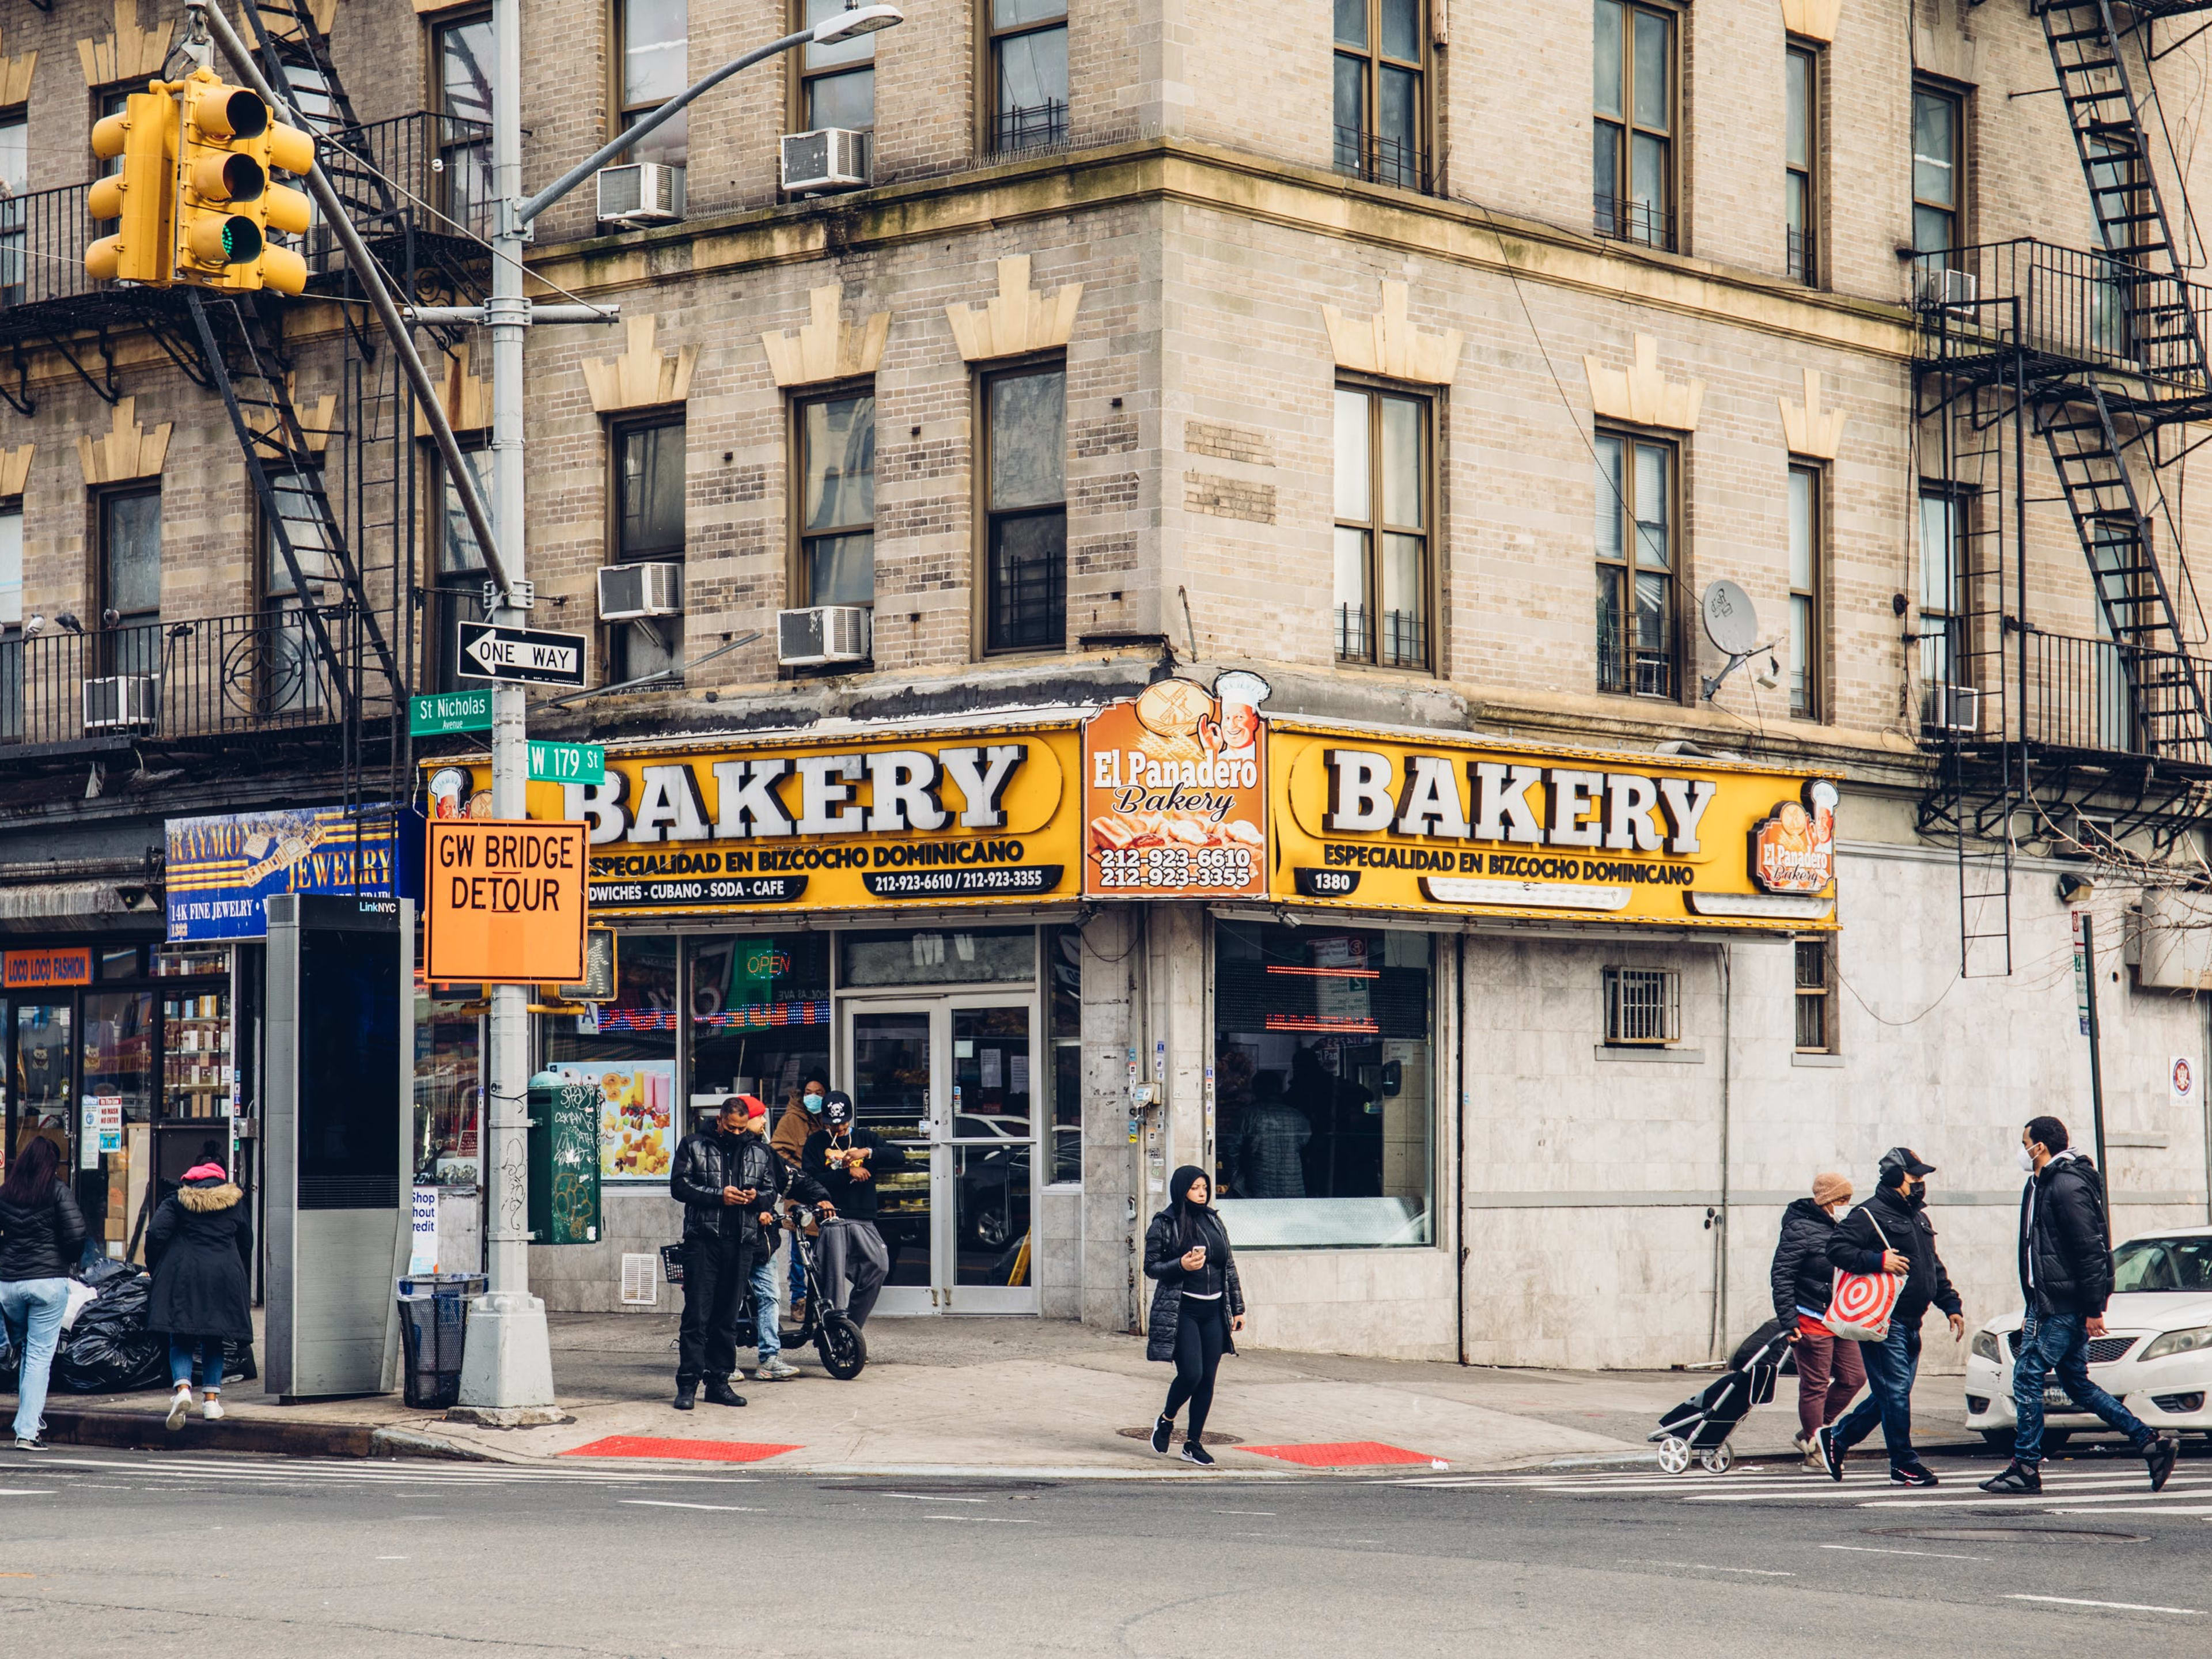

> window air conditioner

[
  {"left": 1914, "top": 264, "right": 1978, "bottom": 312},
  {"left": 1922, "top": 682, "right": 1983, "bottom": 736},
  {"left": 778, "top": 605, "right": 872, "bottom": 666},
  {"left": 594, "top": 162, "right": 686, "bottom": 227},
  {"left": 779, "top": 128, "right": 872, "bottom": 195},
  {"left": 597, "top": 561, "right": 684, "bottom": 622},
  {"left": 84, "top": 675, "right": 159, "bottom": 732}
]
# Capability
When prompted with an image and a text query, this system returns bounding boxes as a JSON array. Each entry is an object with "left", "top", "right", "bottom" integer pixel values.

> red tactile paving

[
  {"left": 560, "top": 1435, "right": 801, "bottom": 1463},
  {"left": 1238, "top": 1440, "right": 1440, "bottom": 1467}
]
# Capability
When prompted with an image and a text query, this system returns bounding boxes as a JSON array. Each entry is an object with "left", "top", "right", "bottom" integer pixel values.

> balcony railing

[
  {"left": 992, "top": 101, "right": 1070, "bottom": 157},
  {"left": 0, "top": 608, "right": 385, "bottom": 751},
  {"left": 0, "top": 181, "right": 96, "bottom": 314},
  {"left": 1333, "top": 127, "right": 1433, "bottom": 196},
  {"left": 1594, "top": 193, "right": 1674, "bottom": 252},
  {"left": 1787, "top": 226, "right": 1815, "bottom": 285}
]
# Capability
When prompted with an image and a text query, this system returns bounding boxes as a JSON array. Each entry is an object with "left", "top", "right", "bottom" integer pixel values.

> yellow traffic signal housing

[
  {"left": 85, "top": 83, "right": 179, "bottom": 286},
  {"left": 173, "top": 70, "right": 316, "bottom": 295}
]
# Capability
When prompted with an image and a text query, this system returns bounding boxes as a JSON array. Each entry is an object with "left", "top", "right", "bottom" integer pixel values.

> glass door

[{"left": 845, "top": 1002, "right": 938, "bottom": 1313}]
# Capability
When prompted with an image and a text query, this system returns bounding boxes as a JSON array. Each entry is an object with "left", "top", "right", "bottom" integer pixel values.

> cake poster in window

[{"left": 1082, "top": 672, "right": 1268, "bottom": 897}]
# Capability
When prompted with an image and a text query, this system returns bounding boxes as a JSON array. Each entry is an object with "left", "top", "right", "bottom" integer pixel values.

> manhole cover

[
  {"left": 1116, "top": 1427, "right": 1243, "bottom": 1446},
  {"left": 1872, "top": 1526, "right": 2145, "bottom": 1544}
]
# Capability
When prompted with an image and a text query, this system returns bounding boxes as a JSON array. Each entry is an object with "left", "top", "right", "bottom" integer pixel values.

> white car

[{"left": 1964, "top": 1226, "right": 2212, "bottom": 1446}]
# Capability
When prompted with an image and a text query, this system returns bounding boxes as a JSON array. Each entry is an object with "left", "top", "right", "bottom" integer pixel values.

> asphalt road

[{"left": 3, "top": 1444, "right": 2210, "bottom": 1657}]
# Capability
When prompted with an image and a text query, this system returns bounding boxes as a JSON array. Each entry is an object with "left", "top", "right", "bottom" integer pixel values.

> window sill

[
  {"left": 1593, "top": 1045, "right": 1703, "bottom": 1064},
  {"left": 1790, "top": 1051, "right": 1845, "bottom": 1069}
]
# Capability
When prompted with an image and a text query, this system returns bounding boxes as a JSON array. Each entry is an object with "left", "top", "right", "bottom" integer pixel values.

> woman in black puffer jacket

[
  {"left": 147, "top": 1162, "right": 252, "bottom": 1430},
  {"left": 1770, "top": 1172, "right": 1863, "bottom": 1463},
  {"left": 1143, "top": 1166, "right": 1245, "bottom": 1468}
]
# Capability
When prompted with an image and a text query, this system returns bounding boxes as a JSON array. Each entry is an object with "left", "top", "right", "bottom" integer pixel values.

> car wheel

[{"left": 970, "top": 1206, "right": 1010, "bottom": 1250}]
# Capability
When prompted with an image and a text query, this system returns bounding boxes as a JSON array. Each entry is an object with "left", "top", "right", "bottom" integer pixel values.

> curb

[{"left": 40, "top": 1406, "right": 486, "bottom": 1463}]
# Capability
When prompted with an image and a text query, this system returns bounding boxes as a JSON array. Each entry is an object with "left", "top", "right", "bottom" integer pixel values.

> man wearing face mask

[
  {"left": 1981, "top": 1116, "right": 2177, "bottom": 1495},
  {"left": 1770, "top": 1173, "right": 1865, "bottom": 1468},
  {"left": 1816, "top": 1148, "right": 1965, "bottom": 1486}
]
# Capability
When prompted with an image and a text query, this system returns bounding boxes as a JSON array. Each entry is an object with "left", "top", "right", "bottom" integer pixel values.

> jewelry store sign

[{"left": 1268, "top": 724, "right": 1838, "bottom": 930}]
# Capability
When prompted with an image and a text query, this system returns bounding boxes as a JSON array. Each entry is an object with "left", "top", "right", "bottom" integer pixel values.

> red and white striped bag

[{"left": 1824, "top": 1211, "right": 1903, "bottom": 1342}]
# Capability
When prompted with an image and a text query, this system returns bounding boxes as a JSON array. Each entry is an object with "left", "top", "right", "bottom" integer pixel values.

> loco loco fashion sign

[
  {"left": 442, "top": 722, "right": 1082, "bottom": 916},
  {"left": 1267, "top": 722, "right": 1838, "bottom": 929}
]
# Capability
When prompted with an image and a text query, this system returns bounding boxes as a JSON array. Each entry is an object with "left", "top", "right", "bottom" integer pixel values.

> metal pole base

[{"left": 454, "top": 1290, "right": 557, "bottom": 1414}]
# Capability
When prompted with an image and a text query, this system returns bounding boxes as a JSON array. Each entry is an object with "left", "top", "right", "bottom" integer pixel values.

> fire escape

[
  {"left": 0, "top": 2, "right": 490, "bottom": 813},
  {"left": 1914, "top": 0, "right": 2212, "bottom": 976}
]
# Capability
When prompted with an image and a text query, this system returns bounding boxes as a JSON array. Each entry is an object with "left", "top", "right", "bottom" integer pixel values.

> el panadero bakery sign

[
  {"left": 442, "top": 725, "right": 1082, "bottom": 916},
  {"left": 1267, "top": 722, "right": 1838, "bottom": 930}
]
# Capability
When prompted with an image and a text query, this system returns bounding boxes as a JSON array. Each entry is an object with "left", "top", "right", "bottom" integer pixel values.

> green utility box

[{"left": 527, "top": 1071, "right": 603, "bottom": 1245}]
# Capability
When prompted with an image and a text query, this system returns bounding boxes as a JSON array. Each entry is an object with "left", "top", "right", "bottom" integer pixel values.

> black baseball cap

[{"left": 1879, "top": 1146, "right": 1937, "bottom": 1179}]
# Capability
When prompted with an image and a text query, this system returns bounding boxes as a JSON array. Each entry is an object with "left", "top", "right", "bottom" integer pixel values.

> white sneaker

[
  {"left": 165, "top": 1388, "right": 192, "bottom": 1431},
  {"left": 756, "top": 1357, "right": 801, "bottom": 1381},
  {"left": 202, "top": 1395, "right": 225, "bottom": 1422}
]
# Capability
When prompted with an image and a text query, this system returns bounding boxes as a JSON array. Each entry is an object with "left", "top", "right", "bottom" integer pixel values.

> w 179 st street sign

[{"left": 457, "top": 622, "right": 588, "bottom": 687}]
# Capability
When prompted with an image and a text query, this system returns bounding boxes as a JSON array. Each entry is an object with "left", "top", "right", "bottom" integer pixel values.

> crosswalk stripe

[{"left": 25, "top": 1453, "right": 759, "bottom": 1487}]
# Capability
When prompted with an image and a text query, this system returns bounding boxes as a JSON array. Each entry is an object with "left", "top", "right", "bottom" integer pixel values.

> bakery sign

[
  {"left": 1268, "top": 722, "right": 1838, "bottom": 929},
  {"left": 440, "top": 723, "right": 1082, "bottom": 915},
  {"left": 1082, "top": 672, "right": 1269, "bottom": 899}
]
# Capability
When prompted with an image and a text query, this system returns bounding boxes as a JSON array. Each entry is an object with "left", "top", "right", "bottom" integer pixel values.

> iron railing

[
  {"left": 1594, "top": 193, "right": 1675, "bottom": 252},
  {"left": 2016, "top": 626, "right": 2212, "bottom": 763},
  {"left": 1333, "top": 126, "right": 1433, "bottom": 195},
  {"left": 0, "top": 607, "right": 391, "bottom": 749},
  {"left": 0, "top": 182, "right": 95, "bottom": 313},
  {"left": 1787, "top": 226, "right": 1815, "bottom": 285},
  {"left": 993, "top": 101, "right": 1070, "bottom": 156}
]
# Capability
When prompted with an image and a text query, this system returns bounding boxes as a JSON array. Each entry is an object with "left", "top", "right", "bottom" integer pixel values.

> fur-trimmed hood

[{"left": 177, "top": 1180, "right": 243, "bottom": 1213}]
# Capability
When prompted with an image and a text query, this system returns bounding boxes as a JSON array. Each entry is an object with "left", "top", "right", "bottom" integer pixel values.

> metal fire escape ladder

[{"left": 240, "top": 2, "right": 401, "bottom": 235}]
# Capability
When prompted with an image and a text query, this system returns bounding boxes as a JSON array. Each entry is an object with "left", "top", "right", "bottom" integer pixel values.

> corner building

[{"left": 8, "top": 1, "right": 2212, "bottom": 1373}]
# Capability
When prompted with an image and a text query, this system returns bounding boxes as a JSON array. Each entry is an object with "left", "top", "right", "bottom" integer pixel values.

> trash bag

[{"left": 52, "top": 1268, "right": 166, "bottom": 1393}]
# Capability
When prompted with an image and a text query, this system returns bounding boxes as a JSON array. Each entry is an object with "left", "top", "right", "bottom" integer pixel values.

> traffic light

[
  {"left": 173, "top": 69, "right": 315, "bottom": 295},
  {"left": 85, "top": 83, "right": 178, "bottom": 286}
]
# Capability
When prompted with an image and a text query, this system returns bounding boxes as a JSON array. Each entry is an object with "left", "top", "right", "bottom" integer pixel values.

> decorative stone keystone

[
  {"left": 1584, "top": 335, "right": 1705, "bottom": 431},
  {"left": 762, "top": 286, "right": 891, "bottom": 388},
  {"left": 1323, "top": 280, "right": 1464, "bottom": 385}
]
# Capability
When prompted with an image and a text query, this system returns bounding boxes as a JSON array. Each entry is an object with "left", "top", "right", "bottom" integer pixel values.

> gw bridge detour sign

[{"left": 425, "top": 819, "right": 588, "bottom": 984}]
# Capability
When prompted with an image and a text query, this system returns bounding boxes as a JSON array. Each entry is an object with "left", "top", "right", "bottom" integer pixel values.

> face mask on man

[
  {"left": 2017, "top": 1144, "right": 2036, "bottom": 1173},
  {"left": 804, "top": 1093, "right": 825, "bottom": 1114},
  {"left": 1904, "top": 1178, "right": 1927, "bottom": 1209}
]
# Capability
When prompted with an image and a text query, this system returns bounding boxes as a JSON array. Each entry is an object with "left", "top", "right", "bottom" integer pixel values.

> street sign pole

[{"left": 2076, "top": 910, "right": 2111, "bottom": 1243}]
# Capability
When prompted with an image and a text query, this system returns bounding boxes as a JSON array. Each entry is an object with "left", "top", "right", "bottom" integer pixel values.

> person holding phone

[{"left": 1143, "top": 1165, "right": 1245, "bottom": 1467}]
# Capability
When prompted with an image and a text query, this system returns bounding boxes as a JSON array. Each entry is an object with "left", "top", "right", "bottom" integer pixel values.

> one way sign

[{"left": 456, "top": 622, "right": 588, "bottom": 687}]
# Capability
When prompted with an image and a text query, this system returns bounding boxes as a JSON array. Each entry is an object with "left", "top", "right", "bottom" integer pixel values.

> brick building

[{"left": 5, "top": 1, "right": 2212, "bottom": 1389}]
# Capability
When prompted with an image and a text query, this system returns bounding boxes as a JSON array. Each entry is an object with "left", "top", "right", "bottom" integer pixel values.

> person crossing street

[{"left": 1980, "top": 1116, "right": 2178, "bottom": 1495}]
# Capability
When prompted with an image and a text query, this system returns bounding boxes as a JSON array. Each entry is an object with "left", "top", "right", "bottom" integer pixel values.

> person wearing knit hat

[
  {"left": 1770, "top": 1172, "right": 1862, "bottom": 1468},
  {"left": 146, "top": 1160, "right": 253, "bottom": 1429}
]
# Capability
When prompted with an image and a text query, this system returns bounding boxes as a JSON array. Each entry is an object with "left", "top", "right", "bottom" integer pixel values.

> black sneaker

[
  {"left": 1180, "top": 1441, "right": 1216, "bottom": 1468},
  {"left": 1891, "top": 1461, "right": 1939, "bottom": 1487},
  {"left": 1150, "top": 1415, "right": 1173, "bottom": 1455},
  {"left": 1978, "top": 1460, "right": 2041, "bottom": 1494},
  {"left": 2145, "top": 1434, "right": 2178, "bottom": 1494},
  {"left": 1816, "top": 1424, "right": 1844, "bottom": 1482}
]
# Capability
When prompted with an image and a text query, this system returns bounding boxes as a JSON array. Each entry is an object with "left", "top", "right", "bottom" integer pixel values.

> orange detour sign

[{"left": 425, "top": 819, "right": 588, "bottom": 983}]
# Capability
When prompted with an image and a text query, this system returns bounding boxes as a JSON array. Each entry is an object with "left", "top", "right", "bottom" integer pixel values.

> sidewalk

[{"left": 36, "top": 1313, "right": 1992, "bottom": 1475}]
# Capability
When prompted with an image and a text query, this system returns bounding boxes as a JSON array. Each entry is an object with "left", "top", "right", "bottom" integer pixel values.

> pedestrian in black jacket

[
  {"left": 147, "top": 1161, "right": 252, "bottom": 1430},
  {"left": 0, "top": 1135, "right": 84, "bottom": 1450},
  {"left": 1982, "top": 1116, "right": 2177, "bottom": 1495},
  {"left": 668, "top": 1098, "right": 789, "bottom": 1411},
  {"left": 1143, "top": 1166, "right": 1245, "bottom": 1468},
  {"left": 1815, "top": 1147, "right": 1965, "bottom": 1487},
  {"left": 803, "top": 1093, "right": 902, "bottom": 1328},
  {"left": 1769, "top": 1173, "right": 1863, "bottom": 1463}
]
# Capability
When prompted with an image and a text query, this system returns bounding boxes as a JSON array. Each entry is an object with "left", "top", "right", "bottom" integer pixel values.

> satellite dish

[{"left": 1700, "top": 579, "right": 1759, "bottom": 658}]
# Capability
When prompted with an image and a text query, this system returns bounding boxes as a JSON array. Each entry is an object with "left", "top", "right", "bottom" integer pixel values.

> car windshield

[{"left": 2112, "top": 1236, "right": 2212, "bottom": 1293}]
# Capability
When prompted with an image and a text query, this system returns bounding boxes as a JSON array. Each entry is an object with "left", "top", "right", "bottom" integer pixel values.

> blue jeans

[
  {"left": 1, "top": 1277, "right": 71, "bottom": 1441},
  {"left": 168, "top": 1336, "right": 226, "bottom": 1391},
  {"left": 789, "top": 1234, "right": 807, "bottom": 1304},
  {"left": 747, "top": 1255, "right": 781, "bottom": 1363},
  {"left": 2012, "top": 1305, "right": 2152, "bottom": 1464},
  {"left": 1830, "top": 1320, "right": 1922, "bottom": 1468}
]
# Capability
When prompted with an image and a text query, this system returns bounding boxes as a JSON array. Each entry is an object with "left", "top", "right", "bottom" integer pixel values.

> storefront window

[
  {"left": 414, "top": 997, "right": 481, "bottom": 1185},
  {"left": 840, "top": 927, "right": 1035, "bottom": 987},
  {"left": 82, "top": 987, "right": 154, "bottom": 1257},
  {"left": 687, "top": 932, "right": 831, "bottom": 1113},
  {"left": 1046, "top": 925, "right": 1081, "bottom": 1184},
  {"left": 543, "top": 934, "right": 677, "bottom": 1184},
  {"left": 1212, "top": 922, "right": 1433, "bottom": 1249}
]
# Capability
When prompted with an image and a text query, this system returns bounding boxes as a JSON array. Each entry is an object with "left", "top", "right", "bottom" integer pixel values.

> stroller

[
  {"left": 1649, "top": 1319, "right": 1794, "bottom": 1474},
  {"left": 666, "top": 1204, "right": 868, "bottom": 1380}
]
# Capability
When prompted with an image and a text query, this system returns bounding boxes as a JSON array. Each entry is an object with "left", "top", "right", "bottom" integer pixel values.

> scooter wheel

[
  {"left": 1699, "top": 1442, "right": 1733, "bottom": 1474},
  {"left": 1657, "top": 1435, "right": 1691, "bottom": 1474},
  {"left": 816, "top": 1313, "right": 868, "bottom": 1380}
]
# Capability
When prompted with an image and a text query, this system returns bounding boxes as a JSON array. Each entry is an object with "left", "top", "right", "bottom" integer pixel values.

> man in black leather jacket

[
  {"left": 668, "top": 1097, "right": 808, "bottom": 1410},
  {"left": 1981, "top": 1115, "right": 2176, "bottom": 1495}
]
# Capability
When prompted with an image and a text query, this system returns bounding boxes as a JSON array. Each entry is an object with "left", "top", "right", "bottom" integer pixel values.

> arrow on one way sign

[{"left": 456, "top": 622, "right": 589, "bottom": 687}]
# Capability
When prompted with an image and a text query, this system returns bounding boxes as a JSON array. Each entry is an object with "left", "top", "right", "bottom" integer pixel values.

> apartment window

[
  {"left": 1786, "top": 41, "right": 1818, "bottom": 283},
  {"left": 0, "top": 498, "right": 21, "bottom": 743},
  {"left": 1334, "top": 382, "right": 1430, "bottom": 670},
  {"left": 262, "top": 471, "right": 335, "bottom": 714},
  {"left": 1, "top": 107, "right": 25, "bottom": 308},
  {"left": 90, "top": 85, "right": 131, "bottom": 179},
  {"left": 431, "top": 13, "right": 495, "bottom": 237},
  {"left": 1788, "top": 463, "right": 1821, "bottom": 719},
  {"left": 982, "top": 362, "right": 1066, "bottom": 653},
  {"left": 988, "top": 0, "right": 1068, "bottom": 153},
  {"left": 796, "top": 388, "right": 875, "bottom": 608},
  {"left": 611, "top": 415, "right": 685, "bottom": 681},
  {"left": 1912, "top": 82, "right": 1962, "bottom": 260},
  {"left": 1334, "top": 0, "right": 1427, "bottom": 191},
  {"left": 1603, "top": 966, "right": 1680, "bottom": 1046},
  {"left": 429, "top": 444, "right": 490, "bottom": 694},
  {"left": 1594, "top": 0, "right": 1676, "bottom": 249},
  {"left": 800, "top": 0, "right": 876, "bottom": 132},
  {"left": 1794, "top": 938, "right": 1834, "bottom": 1052},
  {"left": 97, "top": 486, "right": 161, "bottom": 678},
  {"left": 616, "top": 0, "right": 688, "bottom": 168},
  {"left": 1917, "top": 486, "right": 1964, "bottom": 697},
  {"left": 1594, "top": 430, "right": 1676, "bottom": 698}
]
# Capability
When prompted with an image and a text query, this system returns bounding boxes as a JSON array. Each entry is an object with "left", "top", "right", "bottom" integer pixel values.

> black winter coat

[
  {"left": 147, "top": 1178, "right": 253, "bottom": 1340},
  {"left": 0, "top": 1181, "right": 86, "bottom": 1283},
  {"left": 801, "top": 1126, "right": 906, "bottom": 1223},
  {"left": 2020, "top": 1152, "right": 2115, "bottom": 1316},
  {"left": 1769, "top": 1197, "right": 1839, "bottom": 1324},
  {"left": 1143, "top": 1206, "right": 1245, "bottom": 1363},
  {"left": 1829, "top": 1183, "right": 1961, "bottom": 1329},
  {"left": 671, "top": 1129, "right": 818, "bottom": 1256}
]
